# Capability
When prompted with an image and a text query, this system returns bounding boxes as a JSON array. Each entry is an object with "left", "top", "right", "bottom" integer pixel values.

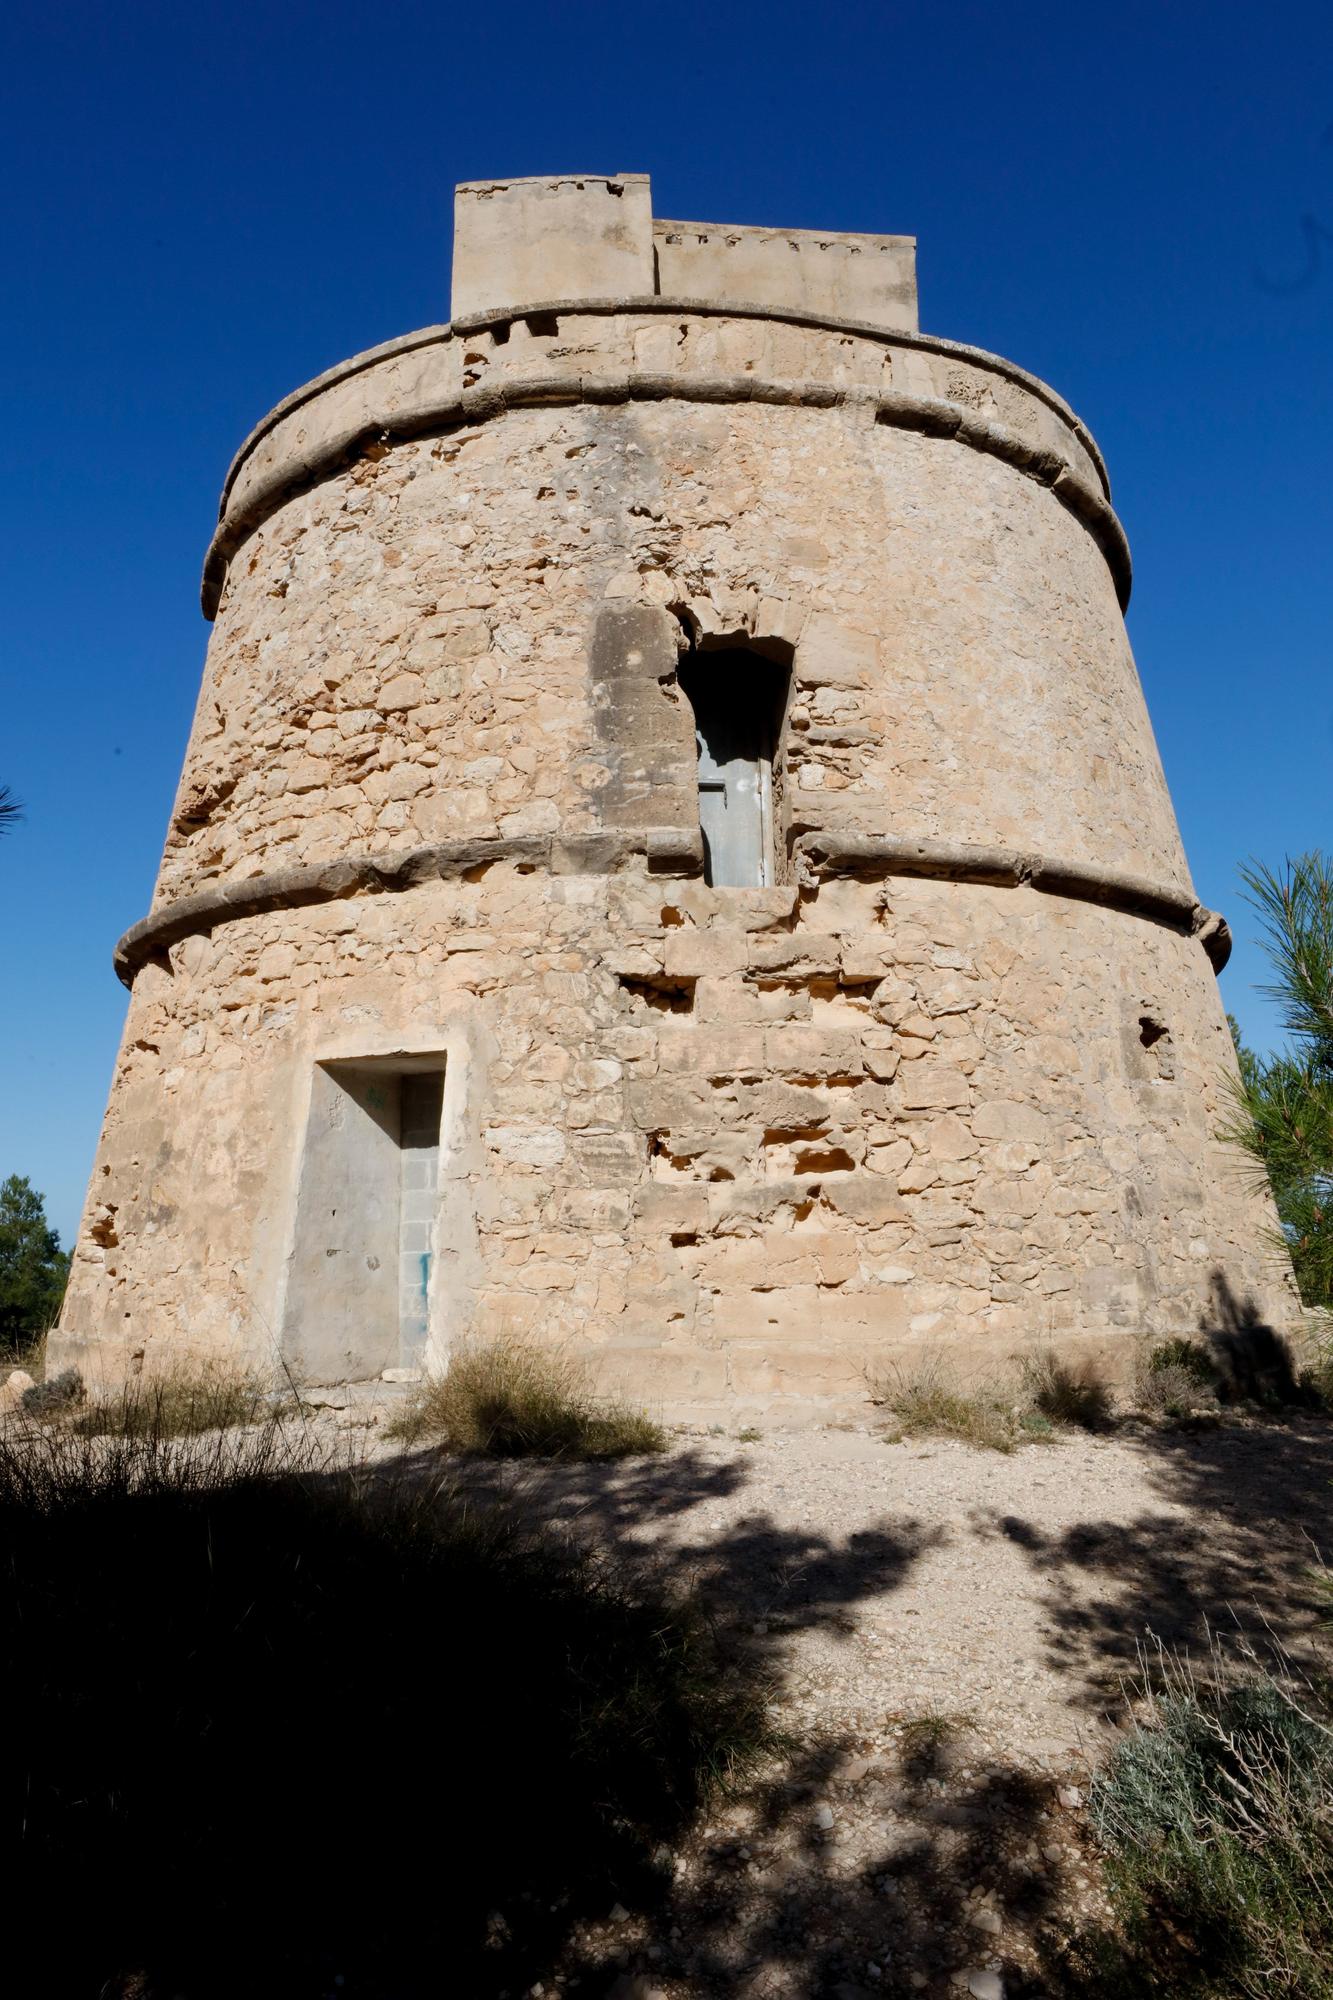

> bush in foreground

[
  {"left": 1062, "top": 1644, "right": 1333, "bottom": 1998},
  {"left": 390, "top": 1339, "right": 668, "bottom": 1459},
  {"left": 0, "top": 1415, "right": 766, "bottom": 1997}
]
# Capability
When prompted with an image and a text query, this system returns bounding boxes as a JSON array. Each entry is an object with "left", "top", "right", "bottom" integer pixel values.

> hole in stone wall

[
  {"left": 763, "top": 1126, "right": 855, "bottom": 1176},
  {"left": 490, "top": 321, "right": 511, "bottom": 345},
  {"left": 619, "top": 974, "right": 696, "bottom": 1015},
  {"left": 791, "top": 1145, "right": 856, "bottom": 1175},
  {"left": 525, "top": 312, "right": 560, "bottom": 337},
  {"left": 1136, "top": 1011, "right": 1176, "bottom": 1081}
]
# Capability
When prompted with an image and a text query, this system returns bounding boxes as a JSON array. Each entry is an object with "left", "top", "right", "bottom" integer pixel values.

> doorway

[{"left": 282, "top": 1059, "right": 446, "bottom": 1383}]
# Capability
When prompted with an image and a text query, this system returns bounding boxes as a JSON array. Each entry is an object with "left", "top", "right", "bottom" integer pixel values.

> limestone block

[
  {"left": 663, "top": 929, "right": 749, "bottom": 980},
  {"left": 823, "top": 1177, "right": 909, "bottom": 1225},
  {"left": 633, "top": 1183, "right": 710, "bottom": 1234},
  {"left": 767, "top": 1026, "right": 864, "bottom": 1079},
  {"left": 972, "top": 1100, "right": 1048, "bottom": 1141},
  {"left": 657, "top": 1027, "right": 767, "bottom": 1079},
  {"left": 735, "top": 1081, "right": 834, "bottom": 1131},
  {"left": 748, "top": 933, "right": 842, "bottom": 974},
  {"left": 627, "top": 1076, "right": 724, "bottom": 1131},
  {"left": 568, "top": 1131, "right": 647, "bottom": 1187},
  {"left": 794, "top": 615, "right": 879, "bottom": 690},
  {"left": 896, "top": 1064, "right": 971, "bottom": 1111}
]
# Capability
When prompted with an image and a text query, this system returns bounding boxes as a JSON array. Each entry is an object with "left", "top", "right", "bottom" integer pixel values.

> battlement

[{"left": 451, "top": 172, "right": 918, "bottom": 332}]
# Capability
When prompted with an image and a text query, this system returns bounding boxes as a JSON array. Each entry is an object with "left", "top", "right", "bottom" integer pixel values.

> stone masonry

[{"left": 53, "top": 173, "right": 1297, "bottom": 1413}]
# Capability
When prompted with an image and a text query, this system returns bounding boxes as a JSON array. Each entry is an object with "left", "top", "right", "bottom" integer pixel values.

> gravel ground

[{"left": 318, "top": 1395, "right": 1333, "bottom": 1997}]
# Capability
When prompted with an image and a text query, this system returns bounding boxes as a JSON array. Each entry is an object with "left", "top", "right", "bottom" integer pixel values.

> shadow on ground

[
  {"left": 1, "top": 1417, "right": 1091, "bottom": 2000},
  {"left": 7, "top": 1288, "right": 1332, "bottom": 1999},
  {"left": 980, "top": 1285, "right": 1333, "bottom": 1711}
]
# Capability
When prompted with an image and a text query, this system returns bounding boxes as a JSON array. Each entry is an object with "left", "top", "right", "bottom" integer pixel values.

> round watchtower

[{"left": 55, "top": 173, "right": 1295, "bottom": 1410}]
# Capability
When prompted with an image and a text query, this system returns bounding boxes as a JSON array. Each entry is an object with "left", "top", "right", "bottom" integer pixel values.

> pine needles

[{"left": 1226, "top": 855, "right": 1333, "bottom": 1313}]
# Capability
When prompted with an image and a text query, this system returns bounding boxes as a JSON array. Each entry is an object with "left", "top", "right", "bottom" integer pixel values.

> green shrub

[
  {"left": 1134, "top": 1337, "right": 1223, "bottom": 1419},
  {"left": 1072, "top": 1647, "right": 1333, "bottom": 1997},
  {"left": 389, "top": 1340, "right": 667, "bottom": 1460},
  {"left": 19, "top": 1365, "right": 84, "bottom": 1417},
  {"left": 1148, "top": 1336, "right": 1221, "bottom": 1383}
]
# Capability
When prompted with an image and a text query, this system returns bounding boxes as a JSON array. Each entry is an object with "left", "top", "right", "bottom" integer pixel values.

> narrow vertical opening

[{"left": 677, "top": 649, "right": 790, "bottom": 887}]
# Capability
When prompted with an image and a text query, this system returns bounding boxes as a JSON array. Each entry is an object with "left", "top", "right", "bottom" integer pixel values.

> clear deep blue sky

[{"left": 2, "top": 0, "right": 1330, "bottom": 1245}]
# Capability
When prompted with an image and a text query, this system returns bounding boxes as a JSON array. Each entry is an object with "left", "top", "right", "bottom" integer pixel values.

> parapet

[
  {"left": 653, "top": 216, "right": 916, "bottom": 333},
  {"left": 451, "top": 172, "right": 918, "bottom": 333}
]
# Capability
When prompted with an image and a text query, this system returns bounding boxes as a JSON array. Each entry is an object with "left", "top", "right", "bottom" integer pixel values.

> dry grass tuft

[
  {"left": 1022, "top": 1348, "right": 1115, "bottom": 1430},
  {"left": 52, "top": 1361, "right": 289, "bottom": 1439},
  {"left": 874, "top": 1358, "right": 1030, "bottom": 1453},
  {"left": 876, "top": 1351, "right": 1120, "bottom": 1451},
  {"left": 1133, "top": 1336, "right": 1223, "bottom": 1421},
  {"left": 388, "top": 1340, "right": 668, "bottom": 1460}
]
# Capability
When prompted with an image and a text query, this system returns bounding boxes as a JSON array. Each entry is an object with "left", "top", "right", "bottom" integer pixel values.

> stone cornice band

[
  {"left": 115, "top": 832, "right": 1229, "bottom": 987},
  {"left": 201, "top": 301, "right": 1129, "bottom": 620},
  {"left": 216, "top": 296, "right": 1111, "bottom": 511}
]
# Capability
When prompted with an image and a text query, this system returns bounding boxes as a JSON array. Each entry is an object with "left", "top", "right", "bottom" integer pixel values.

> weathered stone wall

[
  {"left": 168, "top": 383, "right": 1143, "bottom": 907},
  {"left": 59, "top": 862, "right": 1288, "bottom": 1410},
  {"left": 54, "top": 191, "right": 1298, "bottom": 1409}
]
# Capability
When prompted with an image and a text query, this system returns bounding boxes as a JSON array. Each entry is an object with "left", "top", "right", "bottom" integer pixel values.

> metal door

[{"left": 695, "top": 714, "right": 771, "bottom": 887}]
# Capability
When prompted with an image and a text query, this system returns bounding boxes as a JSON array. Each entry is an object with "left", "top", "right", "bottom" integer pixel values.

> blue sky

[{"left": 2, "top": 0, "right": 1330, "bottom": 1246}]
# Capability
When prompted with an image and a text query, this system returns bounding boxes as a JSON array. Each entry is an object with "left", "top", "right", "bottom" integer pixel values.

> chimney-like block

[{"left": 451, "top": 173, "right": 654, "bottom": 319}]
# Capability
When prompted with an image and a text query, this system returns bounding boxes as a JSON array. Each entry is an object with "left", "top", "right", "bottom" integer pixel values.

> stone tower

[{"left": 55, "top": 173, "right": 1293, "bottom": 1410}]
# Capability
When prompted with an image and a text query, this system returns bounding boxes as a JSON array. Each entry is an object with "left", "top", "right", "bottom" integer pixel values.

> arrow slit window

[{"left": 678, "top": 652, "right": 789, "bottom": 887}]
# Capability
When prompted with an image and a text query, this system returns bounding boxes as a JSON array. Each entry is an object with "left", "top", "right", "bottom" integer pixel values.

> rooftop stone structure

[{"left": 53, "top": 173, "right": 1295, "bottom": 1411}]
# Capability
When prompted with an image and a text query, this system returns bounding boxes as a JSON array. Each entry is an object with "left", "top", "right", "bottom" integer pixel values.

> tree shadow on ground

[
  {"left": 387, "top": 1446, "right": 1092, "bottom": 1999},
  {"left": 981, "top": 1280, "right": 1333, "bottom": 1714},
  {"left": 1, "top": 1415, "right": 1094, "bottom": 2000},
  {"left": 0, "top": 1408, "right": 1096, "bottom": 2000}
]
